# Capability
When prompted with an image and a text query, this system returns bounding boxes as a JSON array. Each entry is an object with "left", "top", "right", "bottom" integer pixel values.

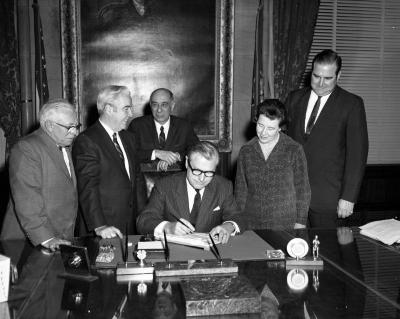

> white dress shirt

[
  {"left": 99, "top": 120, "right": 130, "bottom": 179},
  {"left": 304, "top": 91, "right": 332, "bottom": 133},
  {"left": 151, "top": 117, "right": 171, "bottom": 160}
]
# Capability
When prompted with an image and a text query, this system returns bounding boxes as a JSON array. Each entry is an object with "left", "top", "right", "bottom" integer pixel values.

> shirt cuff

[
  {"left": 41, "top": 237, "right": 54, "bottom": 245},
  {"left": 154, "top": 221, "right": 168, "bottom": 237},
  {"left": 151, "top": 150, "right": 156, "bottom": 161},
  {"left": 223, "top": 221, "right": 240, "bottom": 236}
]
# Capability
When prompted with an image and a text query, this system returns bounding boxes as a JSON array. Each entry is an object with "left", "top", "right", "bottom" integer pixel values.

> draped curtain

[
  {"left": 0, "top": 0, "right": 21, "bottom": 153},
  {"left": 273, "top": 0, "right": 319, "bottom": 102}
]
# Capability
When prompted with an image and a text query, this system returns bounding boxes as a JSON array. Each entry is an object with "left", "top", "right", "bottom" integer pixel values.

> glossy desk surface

[{"left": 1, "top": 228, "right": 400, "bottom": 319}]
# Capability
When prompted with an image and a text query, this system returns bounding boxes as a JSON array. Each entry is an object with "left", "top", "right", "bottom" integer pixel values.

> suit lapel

[
  {"left": 38, "top": 129, "right": 72, "bottom": 180},
  {"left": 197, "top": 180, "right": 215, "bottom": 225},
  {"left": 166, "top": 116, "right": 176, "bottom": 147},
  {"left": 307, "top": 87, "right": 340, "bottom": 138},
  {"left": 65, "top": 147, "right": 77, "bottom": 187},
  {"left": 298, "top": 90, "right": 311, "bottom": 141},
  {"left": 148, "top": 117, "right": 160, "bottom": 148},
  {"left": 96, "top": 122, "right": 129, "bottom": 179},
  {"left": 175, "top": 174, "right": 190, "bottom": 220},
  {"left": 119, "top": 131, "right": 135, "bottom": 182}
]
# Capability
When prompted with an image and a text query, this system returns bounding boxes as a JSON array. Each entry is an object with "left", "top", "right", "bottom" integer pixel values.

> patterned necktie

[
  {"left": 159, "top": 126, "right": 166, "bottom": 149},
  {"left": 189, "top": 189, "right": 201, "bottom": 226},
  {"left": 112, "top": 132, "right": 124, "bottom": 161},
  {"left": 306, "top": 96, "right": 322, "bottom": 134}
]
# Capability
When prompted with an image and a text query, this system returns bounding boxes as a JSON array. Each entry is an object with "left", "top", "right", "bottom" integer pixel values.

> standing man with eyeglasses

[
  {"left": 128, "top": 88, "right": 199, "bottom": 172},
  {"left": 136, "top": 141, "right": 241, "bottom": 244},
  {"left": 1, "top": 99, "right": 79, "bottom": 251},
  {"left": 72, "top": 85, "right": 146, "bottom": 238}
]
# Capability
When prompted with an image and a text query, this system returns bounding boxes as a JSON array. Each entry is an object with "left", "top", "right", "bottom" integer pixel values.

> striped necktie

[
  {"left": 112, "top": 132, "right": 124, "bottom": 161},
  {"left": 306, "top": 96, "right": 321, "bottom": 134}
]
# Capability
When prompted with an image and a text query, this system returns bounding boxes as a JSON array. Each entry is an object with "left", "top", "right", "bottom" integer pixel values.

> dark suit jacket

[
  {"left": 136, "top": 172, "right": 242, "bottom": 234},
  {"left": 1, "top": 128, "right": 78, "bottom": 246},
  {"left": 72, "top": 121, "right": 146, "bottom": 235},
  {"left": 128, "top": 115, "right": 199, "bottom": 164},
  {"left": 286, "top": 86, "right": 368, "bottom": 212}
]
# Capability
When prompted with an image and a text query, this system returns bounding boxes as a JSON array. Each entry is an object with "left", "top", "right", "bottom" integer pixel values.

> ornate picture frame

[{"left": 60, "top": 0, "right": 234, "bottom": 151}]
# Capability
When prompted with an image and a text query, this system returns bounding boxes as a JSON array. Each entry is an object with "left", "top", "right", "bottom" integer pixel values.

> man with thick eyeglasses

[
  {"left": 137, "top": 141, "right": 242, "bottom": 244},
  {"left": 128, "top": 88, "right": 199, "bottom": 172},
  {"left": 72, "top": 85, "right": 147, "bottom": 238},
  {"left": 1, "top": 99, "right": 79, "bottom": 251},
  {"left": 53, "top": 122, "right": 82, "bottom": 134}
]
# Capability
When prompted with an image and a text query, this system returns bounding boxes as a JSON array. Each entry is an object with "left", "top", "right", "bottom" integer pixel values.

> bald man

[{"left": 128, "top": 88, "right": 199, "bottom": 171}]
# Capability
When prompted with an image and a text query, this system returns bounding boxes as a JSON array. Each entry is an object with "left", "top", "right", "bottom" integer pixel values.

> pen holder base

[
  {"left": 285, "top": 257, "right": 324, "bottom": 270},
  {"left": 154, "top": 259, "right": 238, "bottom": 277},
  {"left": 116, "top": 262, "right": 154, "bottom": 275}
]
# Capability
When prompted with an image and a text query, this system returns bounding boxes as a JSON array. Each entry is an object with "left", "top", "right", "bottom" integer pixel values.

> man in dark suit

[
  {"left": 1, "top": 99, "right": 79, "bottom": 251},
  {"left": 72, "top": 85, "right": 146, "bottom": 238},
  {"left": 137, "top": 141, "right": 241, "bottom": 244},
  {"left": 286, "top": 49, "right": 369, "bottom": 227},
  {"left": 128, "top": 88, "right": 199, "bottom": 171}
]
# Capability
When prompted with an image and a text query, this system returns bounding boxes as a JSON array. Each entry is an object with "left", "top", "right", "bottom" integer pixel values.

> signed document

[{"left": 155, "top": 233, "right": 221, "bottom": 250}]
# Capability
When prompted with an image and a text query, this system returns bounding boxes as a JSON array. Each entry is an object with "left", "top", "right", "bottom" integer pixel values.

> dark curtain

[
  {"left": 0, "top": 0, "right": 21, "bottom": 152},
  {"left": 273, "top": 0, "right": 319, "bottom": 101}
]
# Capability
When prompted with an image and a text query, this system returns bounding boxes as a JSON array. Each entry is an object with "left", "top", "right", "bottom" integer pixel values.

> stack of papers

[
  {"left": 155, "top": 233, "right": 221, "bottom": 250},
  {"left": 359, "top": 219, "right": 400, "bottom": 245}
]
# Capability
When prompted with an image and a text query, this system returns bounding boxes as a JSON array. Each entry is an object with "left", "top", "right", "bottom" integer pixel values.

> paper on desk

[
  {"left": 359, "top": 219, "right": 400, "bottom": 245},
  {"left": 0, "top": 254, "right": 10, "bottom": 302}
]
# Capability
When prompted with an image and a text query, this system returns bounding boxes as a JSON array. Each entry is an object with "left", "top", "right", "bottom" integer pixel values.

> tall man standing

[
  {"left": 73, "top": 85, "right": 146, "bottom": 238},
  {"left": 286, "top": 49, "right": 369, "bottom": 227},
  {"left": 128, "top": 88, "right": 199, "bottom": 171},
  {"left": 1, "top": 99, "right": 79, "bottom": 251}
]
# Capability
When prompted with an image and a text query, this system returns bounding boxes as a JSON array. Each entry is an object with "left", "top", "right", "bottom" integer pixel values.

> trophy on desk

[{"left": 285, "top": 236, "right": 323, "bottom": 268}]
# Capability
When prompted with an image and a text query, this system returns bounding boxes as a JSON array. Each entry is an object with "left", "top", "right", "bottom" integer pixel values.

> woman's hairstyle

[{"left": 255, "top": 99, "right": 286, "bottom": 127}]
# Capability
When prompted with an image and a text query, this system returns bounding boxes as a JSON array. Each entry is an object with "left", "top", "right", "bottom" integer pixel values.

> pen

[
  {"left": 112, "top": 294, "right": 127, "bottom": 319},
  {"left": 209, "top": 233, "right": 222, "bottom": 262},
  {"left": 118, "top": 236, "right": 126, "bottom": 265},
  {"left": 163, "top": 230, "right": 170, "bottom": 264},
  {"left": 171, "top": 214, "right": 193, "bottom": 233},
  {"left": 124, "top": 224, "right": 128, "bottom": 265}
]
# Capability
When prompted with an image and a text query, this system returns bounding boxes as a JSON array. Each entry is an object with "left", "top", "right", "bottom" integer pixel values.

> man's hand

[
  {"left": 337, "top": 227, "right": 354, "bottom": 245},
  {"left": 210, "top": 223, "right": 234, "bottom": 244},
  {"left": 294, "top": 223, "right": 306, "bottom": 229},
  {"left": 157, "top": 160, "right": 170, "bottom": 172},
  {"left": 42, "top": 238, "right": 71, "bottom": 252},
  {"left": 95, "top": 226, "right": 123, "bottom": 239},
  {"left": 337, "top": 199, "right": 355, "bottom": 218},
  {"left": 164, "top": 219, "right": 195, "bottom": 235},
  {"left": 154, "top": 150, "right": 180, "bottom": 165}
]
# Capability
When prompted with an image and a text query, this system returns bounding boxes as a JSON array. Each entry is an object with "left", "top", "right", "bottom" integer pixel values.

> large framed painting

[{"left": 60, "top": 0, "right": 234, "bottom": 151}]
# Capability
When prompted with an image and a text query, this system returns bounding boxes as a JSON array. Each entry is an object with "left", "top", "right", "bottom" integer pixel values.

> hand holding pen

[{"left": 164, "top": 214, "right": 195, "bottom": 235}]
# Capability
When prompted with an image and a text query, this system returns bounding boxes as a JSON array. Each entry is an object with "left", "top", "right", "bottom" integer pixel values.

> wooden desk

[{"left": 2, "top": 228, "right": 400, "bottom": 318}]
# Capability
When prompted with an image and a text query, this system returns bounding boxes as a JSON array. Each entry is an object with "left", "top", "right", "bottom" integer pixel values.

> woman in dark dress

[{"left": 235, "top": 99, "right": 311, "bottom": 229}]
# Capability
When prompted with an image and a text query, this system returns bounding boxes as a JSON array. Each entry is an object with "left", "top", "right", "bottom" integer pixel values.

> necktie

[
  {"left": 112, "top": 132, "right": 124, "bottom": 161},
  {"left": 59, "top": 146, "right": 71, "bottom": 177},
  {"left": 189, "top": 189, "right": 201, "bottom": 226},
  {"left": 159, "top": 126, "right": 166, "bottom": 149},
  {"left": 306, "top": 96, "right": 322, "bottom": 134}
]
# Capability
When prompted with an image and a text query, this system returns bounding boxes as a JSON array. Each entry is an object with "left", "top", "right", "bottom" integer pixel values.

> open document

[{"left": 359, "top": 218, "right": 400, "bottom": 245}]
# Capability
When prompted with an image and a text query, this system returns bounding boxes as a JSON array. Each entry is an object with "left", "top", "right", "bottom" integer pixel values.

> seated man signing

[{"left": 136, "top": 141, "right": 242, "bottom": 244}]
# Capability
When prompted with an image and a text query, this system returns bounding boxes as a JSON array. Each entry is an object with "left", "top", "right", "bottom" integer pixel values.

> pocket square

[{"left": 213, "top": 206, "right": 221, "bottom": 212}]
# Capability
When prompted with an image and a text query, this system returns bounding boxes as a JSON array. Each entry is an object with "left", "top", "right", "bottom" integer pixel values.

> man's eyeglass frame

[
  {"left": 188, "top": 161, "right": 215, "bottom": 177},
  {"left": 54, "top": 122, "right": 81, "bottom": 133}
]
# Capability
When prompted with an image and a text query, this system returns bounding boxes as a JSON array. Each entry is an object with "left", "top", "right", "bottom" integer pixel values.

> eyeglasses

[
  {"left": 54, "top": 122, "right": 81, "bottom": 133},
  {"left": 188, "top": 161, "right": 215, "bottom": 177},
  {"left": 150, "top": 102, "right": 171, "bottom": 109}
]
